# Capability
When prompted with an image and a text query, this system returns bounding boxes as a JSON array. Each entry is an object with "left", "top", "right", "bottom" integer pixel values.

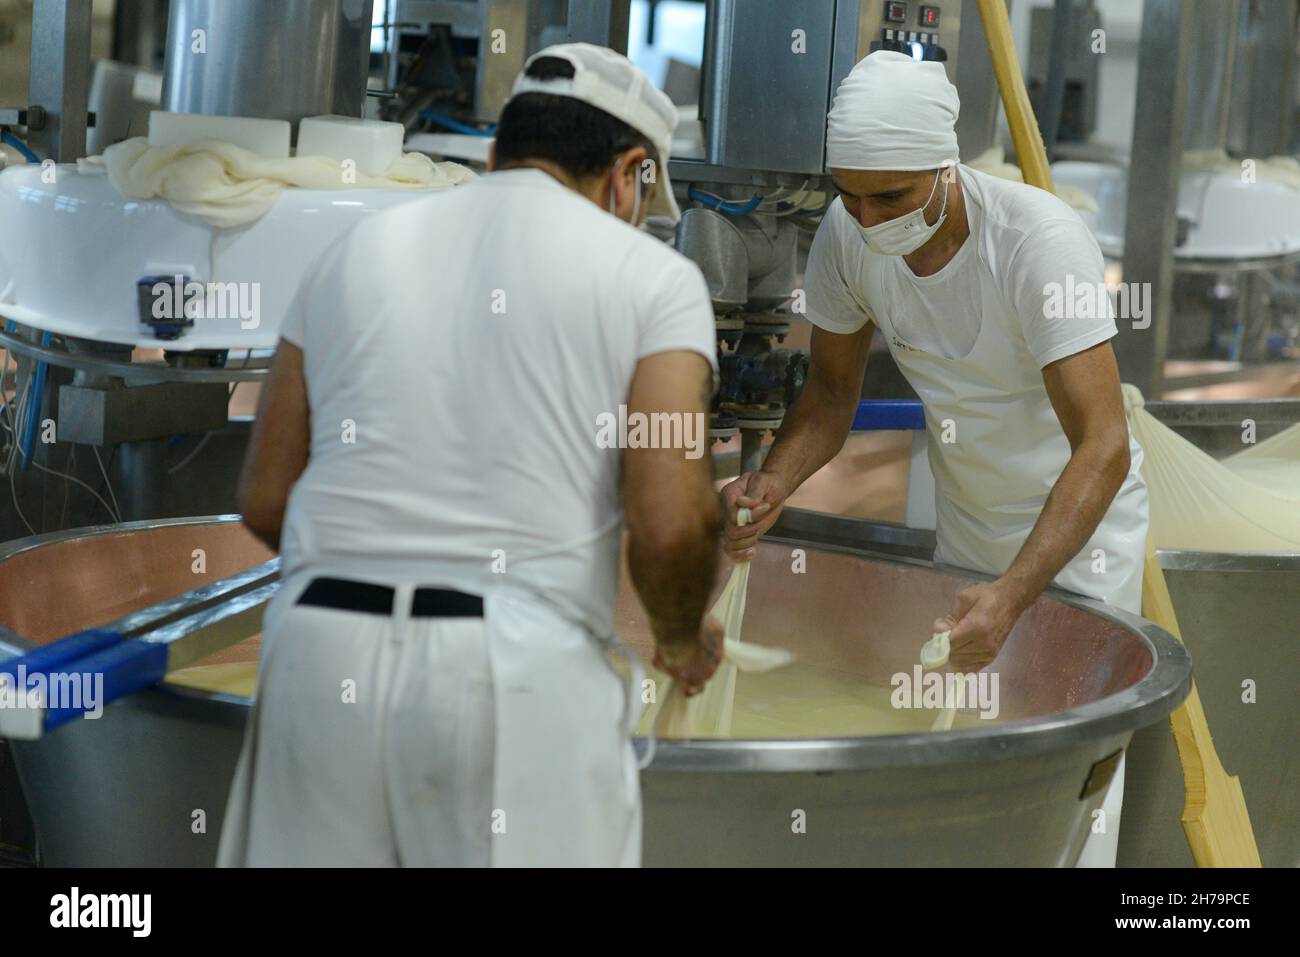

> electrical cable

[
  {"left": 1, "top": 130, "right": 38, "bottom": 164},
  {"left": 167, "top": 432, "right": 213, "bottom": 475},
  {"left": 92, "top": 444, "right": 123, "bottom": 523}
]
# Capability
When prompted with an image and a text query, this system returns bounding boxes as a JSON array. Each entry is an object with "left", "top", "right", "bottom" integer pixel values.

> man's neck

[
  {"left": 904, "top": 173, "right": 969, "bottom": 278},
  {"left": 495, "top": 159, "right": 605, "bottom": 208}
]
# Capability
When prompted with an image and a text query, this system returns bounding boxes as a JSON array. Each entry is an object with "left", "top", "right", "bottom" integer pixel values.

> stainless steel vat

[
  {"left": 0, "top": 512, "right": 1190, "bottom": 866},
  {"left": 1120, "top": 549, "right": 1300, "bottom": 868}
]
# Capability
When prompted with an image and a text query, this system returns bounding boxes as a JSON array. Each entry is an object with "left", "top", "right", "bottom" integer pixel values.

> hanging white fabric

[
  {"left": 1123, "top": 384, "right": 1300, "bottom": 551},
  {"left": 657, "top": 508, "right": 795, "bottom": 738}
]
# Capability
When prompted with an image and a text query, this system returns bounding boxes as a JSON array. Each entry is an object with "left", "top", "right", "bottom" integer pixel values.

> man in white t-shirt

[
  {"left": 220, "top": 44, "right": 723, "bottom": 867},
  {"left": 721, "top": 52, "right": 1148, "bottom": 867}
]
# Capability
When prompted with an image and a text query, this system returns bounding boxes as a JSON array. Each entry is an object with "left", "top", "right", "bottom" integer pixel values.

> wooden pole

[{"left": 974, "top": 0, "right": 1056, "bottom": 192}]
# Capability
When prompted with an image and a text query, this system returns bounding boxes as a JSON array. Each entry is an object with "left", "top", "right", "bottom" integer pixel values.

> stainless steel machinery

[
  {"left": 670, "top": 0, "right": 978, "bottom": 467},
  {"left": 0, "top": 513, "right": 1190, "bottom": 866},
  {"left": 161, "top": 0, "right": 375, "bottom": 136}
]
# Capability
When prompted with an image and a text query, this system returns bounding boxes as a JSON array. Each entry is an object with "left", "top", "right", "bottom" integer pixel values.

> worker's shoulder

[
  {"left": 538, "top": 195, "right": 708, "bottom": 292},
  {"left": 963, "top": 164, "right": 1088, "bottom": 241}
]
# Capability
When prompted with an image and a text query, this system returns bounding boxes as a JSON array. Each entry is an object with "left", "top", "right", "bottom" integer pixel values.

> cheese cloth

[
  {"left": 75, "top": 136, "right": 475, "bottom": 228},
  {"left": 1123, "top": 384, "right": 1300, "bottom": 551},
  {"left": 920, "top": 629, "right": 962, "bottom": 732},
  {"left": 658, "top": 513, "right": 795, "bottom": 738},
  {"left": 1221, "top": 421, "right": 1300, "bottom": 503}
]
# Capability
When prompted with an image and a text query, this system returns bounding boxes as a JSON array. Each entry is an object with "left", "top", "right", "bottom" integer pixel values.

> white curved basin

[
  {"left": 0, "top": 163, "right": 433, "bottom": 350},
  {"left": 1051, "top": 160, "right": 1300, "bottom": 263}
]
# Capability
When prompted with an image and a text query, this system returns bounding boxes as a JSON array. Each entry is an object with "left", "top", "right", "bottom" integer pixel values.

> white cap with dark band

[{"left": 509, "top": 42, "right": 682, "bottom": 222}]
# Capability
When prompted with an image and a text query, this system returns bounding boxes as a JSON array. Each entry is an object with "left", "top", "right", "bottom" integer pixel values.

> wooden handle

[
  {"left": 974, "top": 0, "right": 1056, "bottom": 192},
  {"left": 1142, "top": 537, "right": 1261, "bottom": 867}
]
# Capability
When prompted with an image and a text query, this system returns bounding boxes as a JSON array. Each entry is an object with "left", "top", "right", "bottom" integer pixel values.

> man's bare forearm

[
  {"left": 240, "top": 511, "right": 283, "bottom": 553},
  {"left": 628, "top": 503, "right": 721, "bottom": 646},
  {"left": 760, "top": 375, "right": 860, "bottom": 491},
  {"left": 1000, "top": 437, "right": 1129, "bottom": 608}
]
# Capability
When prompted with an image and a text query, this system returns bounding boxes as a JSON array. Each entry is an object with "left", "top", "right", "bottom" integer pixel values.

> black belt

[{"left": 297, "top": 577, "right": 483, "bottom": 617}]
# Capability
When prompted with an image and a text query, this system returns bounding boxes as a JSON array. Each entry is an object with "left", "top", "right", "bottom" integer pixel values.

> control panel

[{"left": 858, "top": 0, "right": 962, "bottom": 72}]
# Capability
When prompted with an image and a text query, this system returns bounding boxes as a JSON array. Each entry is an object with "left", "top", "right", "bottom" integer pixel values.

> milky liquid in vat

[
  {"left": 166, "top": 647, "right": 989, "bottom": 737},
  {"left": 166, "top": 661, "right": 260, "bottom": 696},
  {"left": 636, "top": 662, "right": 989, "bottom": 738}
]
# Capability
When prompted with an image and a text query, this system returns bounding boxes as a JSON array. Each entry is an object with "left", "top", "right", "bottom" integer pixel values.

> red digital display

[
  {"left": 919, "top": 5, "right": 940, "bottom": 27},
  {"left": 885, "top": 2, "right": 907, "bottom": 24}
]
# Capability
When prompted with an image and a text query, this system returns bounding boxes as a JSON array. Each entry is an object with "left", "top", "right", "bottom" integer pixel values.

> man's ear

[
  {"left": 617, "top": 145, "right": 648, "bottom": 183},
  {"left": 487, "top": 141, "right": 497, "bottom": 172}
]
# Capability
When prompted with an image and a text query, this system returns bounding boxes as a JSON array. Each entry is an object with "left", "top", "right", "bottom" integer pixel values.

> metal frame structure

[{"left": 7, "top": 0, "right": 94, "bottom": 163}]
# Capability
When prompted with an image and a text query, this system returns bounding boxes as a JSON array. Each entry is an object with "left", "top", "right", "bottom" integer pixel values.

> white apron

[
  {"left": 874, "top": 271, "right": 1148, "bottom": 612},
  {"left": 483, "top": 585, "right": 642, "bottom": 867},
  {"left": 219, "top": 524, "right": 641, "bottom": 868},
  {"left": 870, "top": 254, "right": 1147, "bottom": 868},
  {"left": 478, "top": 515, "right": 642, "bottom": 866}
]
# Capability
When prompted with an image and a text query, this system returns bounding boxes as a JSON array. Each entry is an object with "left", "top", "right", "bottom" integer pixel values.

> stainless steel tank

[
  {"left": 0, "top": 512, "right": 1190, "bottom": 866},
  {"left": 1120, "top": 549, "right": 1300, "bottom": 868},
  {"left": 161, "top": 0, "right": 374, "bottom": 131}
]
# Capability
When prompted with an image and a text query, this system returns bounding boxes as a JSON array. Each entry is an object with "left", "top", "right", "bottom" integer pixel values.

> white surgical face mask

[
  {"left": 608, "top": 157, "right": 643, "bottom": 226},
  {"left": 852, "top": 167, "right": 949, "bottom": 256}
]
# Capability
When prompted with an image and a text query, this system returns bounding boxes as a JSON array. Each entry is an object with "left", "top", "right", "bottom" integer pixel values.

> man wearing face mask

[
  {"left": 224, "top": 44, "right": 724, "bottom": 867},
  {"left": 720, "top": 51, "right": 1147, "bottom": 867}
]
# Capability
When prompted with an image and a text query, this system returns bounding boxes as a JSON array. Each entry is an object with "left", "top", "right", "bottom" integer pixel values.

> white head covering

[
  {"left": 509, "top": 42, "right": 681, "bottom": 222},
  {"left": 825, "top": 51, "right": 961, "bottom": 172}
]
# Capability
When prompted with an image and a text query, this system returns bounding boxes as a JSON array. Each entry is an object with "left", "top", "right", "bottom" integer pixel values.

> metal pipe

[
  {"left": 0, "top": 328, "right": 268, "bottom": 384},
  {"left": 161, "top": 0, "right": 373, "bottom": 131},
  {"left": 117, "top": 438, "right": 169, "bottom": 520},
  {"left": 1215, "top": 0, "right": 1242, "bottom": 150},
  {"left": 1039, "top": 0, "right": 1072, "bottom": 161}
]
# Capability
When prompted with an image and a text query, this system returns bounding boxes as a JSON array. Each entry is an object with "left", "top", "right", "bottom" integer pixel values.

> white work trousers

[{"left": 217, "top": 578, "right": 640, "bottom": 867}]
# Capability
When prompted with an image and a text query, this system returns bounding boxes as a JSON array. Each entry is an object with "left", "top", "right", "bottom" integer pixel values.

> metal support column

[
  {"left": 1232, "top": 0, "right": 1299, "bottom": 157},
  {"left": 118, "top": 438, "right": 169, "bottom": 520},
  {"left": 1117, "top": 0, "right": 1196, "bottom": 398},
  {"left": 27, "top": 0, "right": 94, "bottom": 162},
  {"left": 566, "top": 0, "right": 631, "bottom": 53}
]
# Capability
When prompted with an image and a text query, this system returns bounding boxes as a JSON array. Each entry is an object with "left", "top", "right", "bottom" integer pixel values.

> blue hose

[
  {"left": 687, "top": 186, "right": 762, "bottom": 216},
  {"left": 417, "top": 111, "right": 496, "bottom": 137},
  {"left": 20, "top": 332, "right": 52, "bottom": 471},
  {"left": 1, "top": 131, "right": 39, "bottom": 164}
]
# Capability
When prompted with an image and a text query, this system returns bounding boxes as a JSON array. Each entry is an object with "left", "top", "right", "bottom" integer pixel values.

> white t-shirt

[
  {"left": 802, "top": 165, "right": 1148, "bottom": 612},
  {"left": 805, "top": 164, "right": 1118, "bottom": 366},
  {"left": 277, "top": 168, "right": 718, "bottom": 636}
]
